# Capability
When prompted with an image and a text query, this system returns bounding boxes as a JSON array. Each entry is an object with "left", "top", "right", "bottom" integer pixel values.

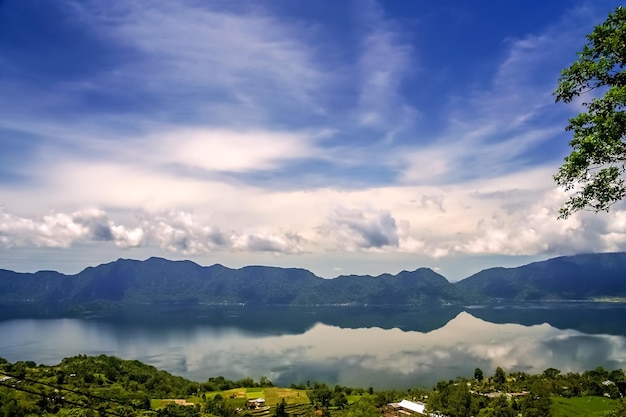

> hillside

[
  {"left": 1, "top": 253, "right": 626, "bottom": 306},
  {"left": 0, "top": 355, "right": 623, "bottom": 417},
  {"left": 0, "top": 257, "right": 463, "bottom": 306},
  {"left": 456, "top": 252, "right": 626, "bottom": 302}
]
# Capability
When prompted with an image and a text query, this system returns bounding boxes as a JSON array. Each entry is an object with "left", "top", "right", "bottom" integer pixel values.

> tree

[
  {"left": 308, "top": 383, "right": 332, "bottom": 408},
  {"left": 331, "top": 391, "right": 348, "bottom": 409},
  {"left": 274, "top": 398, "right": 288, "bottom": 417},
  {"left": 204, "top": 394, "right": 236, "bottom": 417},
  {"left": 157, "top": 403, "right": 200, "bottom": 417},
  {"left": 606, "top": 399, "right": 626, "bottom": 417},
  {"left": 474, "top": 368, "right": 484, "bottom": 382},
  {"left": 477, "top": 395, "right": 514, "bottom": 417},
  {"left": 343, "top": 398, "right": 379, "bottom": 417},
  {"left": 543, "top": 367, "right": 561, "bottom": 379},
  {"left": 259, "top": 376, "right": 274, "bottom": 387},
  {"left": 520, "top": 381, "right": 553, "bottom": 417},
  {"left": 554, "top": 6, "right": 626, "bottom": 218},
  {"left": 493, "top": 367, "right": 507, "bottom": 387}
]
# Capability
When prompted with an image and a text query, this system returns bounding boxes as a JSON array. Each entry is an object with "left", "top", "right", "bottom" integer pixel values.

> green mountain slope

[
  {"left": 456, "top": 252, "right": 626, "bottom": 301},
  {"left": 0, "top": 257, "right": 461, "bottom": 306},
  {"left": 1, "top": 252, "right": 625, "bottom": 306}
]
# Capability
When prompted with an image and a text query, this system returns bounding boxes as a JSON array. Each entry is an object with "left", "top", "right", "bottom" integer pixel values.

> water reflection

[{"left": 2, "top": 306, "right": 626, "bottom": 389}]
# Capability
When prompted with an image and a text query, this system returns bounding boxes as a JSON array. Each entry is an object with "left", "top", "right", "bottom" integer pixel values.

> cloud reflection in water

[{"left": 2, "top": 310, "right": 626, "bottom": 389}]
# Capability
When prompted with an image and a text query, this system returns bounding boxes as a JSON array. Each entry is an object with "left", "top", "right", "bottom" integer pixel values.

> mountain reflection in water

[{"left": 1, "top": 304, "right": 625, "bottom": 389}]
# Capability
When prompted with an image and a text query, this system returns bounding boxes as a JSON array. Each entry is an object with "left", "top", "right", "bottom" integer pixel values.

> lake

[{"left": 2, "top": 304, "right": 626, "bottom": 389}]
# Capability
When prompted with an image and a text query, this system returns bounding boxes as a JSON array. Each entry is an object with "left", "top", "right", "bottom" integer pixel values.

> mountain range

[{"left": 1, "top": 252, "right": 626, "bottom": 306}]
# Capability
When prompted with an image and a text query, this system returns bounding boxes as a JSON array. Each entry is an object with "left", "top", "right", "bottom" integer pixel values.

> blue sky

[{"left": 1, "top": 0, "right": 625, "bottom": 280}]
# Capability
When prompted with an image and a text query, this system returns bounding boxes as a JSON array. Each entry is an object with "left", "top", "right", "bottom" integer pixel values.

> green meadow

[{"left": 552, "top": 396, "right": 618, "bottom": 417}]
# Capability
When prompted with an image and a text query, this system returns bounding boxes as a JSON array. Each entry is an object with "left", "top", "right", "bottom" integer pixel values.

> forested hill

[
  {"left": 1, "top": 252, "right": 626, "bottom": 306},
  {"left": 456, "top": 252, "right": 626, "bottom": 302},
  {"left": 2, "top": 354, "right": 624, "bottom": 417},
  {"left": 0, "top": 257, "right": 461, "bottom": 306}
]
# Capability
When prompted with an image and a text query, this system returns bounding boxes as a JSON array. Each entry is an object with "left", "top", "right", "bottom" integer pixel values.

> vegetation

[
  {"left": 0, "top": 257, "right": 462, "bottom": 307},
  {"left": 2, "top": 253, "right": 626, "bottom": 307},
  {"left": 456, "top": 252, "right": 626, "bottom": 302},
  {"left": 554, "top": 6, "right": 626, "bottom": 218},
  {"left": 1, "top": 355, "right": 625, "bottom": 417},
  {"left": 552, "top": 396, "right": 619, "bottom": 417}
]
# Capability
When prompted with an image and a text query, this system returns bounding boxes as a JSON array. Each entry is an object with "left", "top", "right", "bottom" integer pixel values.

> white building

[{"left": 388, "top": 399, "right": 427, "bottom": 416}]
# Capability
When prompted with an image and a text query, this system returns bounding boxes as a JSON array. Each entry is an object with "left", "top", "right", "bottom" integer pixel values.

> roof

[
  {"left": 397, "top": 400, "right": 426, "bottom": 414},
  {"left": 248, "top": 398, "right": 266, "bottom": 403}
]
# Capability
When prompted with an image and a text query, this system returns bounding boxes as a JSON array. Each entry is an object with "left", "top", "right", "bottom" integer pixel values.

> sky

[{"left": 1, "top": 0, "right": 625, "bottom": 281}]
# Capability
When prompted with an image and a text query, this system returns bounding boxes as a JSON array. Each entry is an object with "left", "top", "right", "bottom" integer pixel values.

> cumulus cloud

[
  {"left": 2, "top": 178, "right": 626, "bottom": 269},
  {"left": 72, "top": 209, "right": 115, "bottom": 242},
  {"left": 0, "top": 208, "right": 304, "bottom": 255},
  {"left": 110, "top": 224, "right": 145, "bottom": 248},
  {"left": 0, "top": 208, "right": 145, "bottom": 249},
  {"left": 0, "top": 210, "right": 89, "bottom": 248},
  {"left": 143, "top": 211, "right": 306, "bottom": 254},
  {"left": 232, "top": 232, "right": 304, "bottom": 253},
  {"left": 453, "top": 188, "right": 626, "bottom": 256},
  {"left": 144, "top": 211, "right": 225, "bottom": 253},
  {"left": 324, "top": 206, "right": 399, "bottom": 249}
]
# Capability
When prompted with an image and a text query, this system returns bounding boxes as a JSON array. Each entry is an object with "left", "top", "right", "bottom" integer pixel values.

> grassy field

[
  {"left": 153, "top": 387, "right": 310, "bottom": 411},
  {"left": 346, "top": 394, "right": 374, "bottom": 404},
  {"left": 151, "top": 398, "right": 199, "bottom": 408},
  {"left": 552, "top": 396, "right": 618, "bottom": 417},
  {"left": 253, "top": 387, "right": 310, "bottom": 406},
  {"left": 152, "top": 387, "right": 378, "bottom": 416}
]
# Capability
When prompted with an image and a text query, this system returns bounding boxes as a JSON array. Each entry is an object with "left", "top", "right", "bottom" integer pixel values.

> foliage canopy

[
  {"left": 554, "top": 6, "right": 626, "bottom": 218},
  {"left": 2, "top": 355, "right": 626, "bottom": 416}
]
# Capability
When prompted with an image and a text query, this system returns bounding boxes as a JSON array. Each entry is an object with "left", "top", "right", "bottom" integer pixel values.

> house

[
  {"left": 386, "top": 399, "right": 427, "bottom": 416},
  {"left": 247, "top": 398, "right": 266, "bottom": 409}
]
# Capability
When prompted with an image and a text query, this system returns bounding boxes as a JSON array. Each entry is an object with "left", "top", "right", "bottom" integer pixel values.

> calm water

[{"left": 1, "top": 304, "right": 626, "bottom": 389}]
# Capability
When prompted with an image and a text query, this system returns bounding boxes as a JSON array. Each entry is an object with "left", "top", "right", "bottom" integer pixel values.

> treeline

[
  {"left": 0, "top": 354, "right": 280, "bottom": 416},
  {"left": 1, "top": 355, "right": 626, "bottom": 416},
  {"left": 426, "top": 365, "right": 626, "bottom": 417},
  {"left": 1, "top": 354, "right": 194, "bottom": 416}
]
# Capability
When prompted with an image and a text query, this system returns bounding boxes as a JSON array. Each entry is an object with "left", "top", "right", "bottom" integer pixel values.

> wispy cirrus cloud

[
  {"left": 397, "top": 4, "right": 604, "bottom": 187},
  {"left": 65, "top": 0, "right": 332, "bottom": 122},
  {"left": 354, "top": 0, "right": 417, "bottom": 135}
]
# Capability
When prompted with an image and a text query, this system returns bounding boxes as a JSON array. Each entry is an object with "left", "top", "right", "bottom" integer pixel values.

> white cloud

[
  {"left": 2, "top": 170, "right": 626, "bottom": 273},
  {"left": 353, "top": 0, "right": 417, "bottom": 135},
  {"left": 110, "top": 224, "right": 145, "bottom": 248},
  {"left": 0, "top": 208, "right": 306, "bottom": 255},
  {"left": 69, "top": 0, "right": 330, "bottom": 119},
  {"left": 232, "top": 232, "right": 304, "bottom": 254},
  {"left": 0, "top": 210, "right": 94, "bottom": 248},
  {"left": 322, "top": 206, "right": 400, "bottom": 250},
  {"left": 398, "top": 4, "right": 604, "bottom": 186},
  {"left": 151, "top": 129, "right": 319, "bottom": 172},
  {"left": 454, "top": 188, "right": 626, "bottom": 256}
]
